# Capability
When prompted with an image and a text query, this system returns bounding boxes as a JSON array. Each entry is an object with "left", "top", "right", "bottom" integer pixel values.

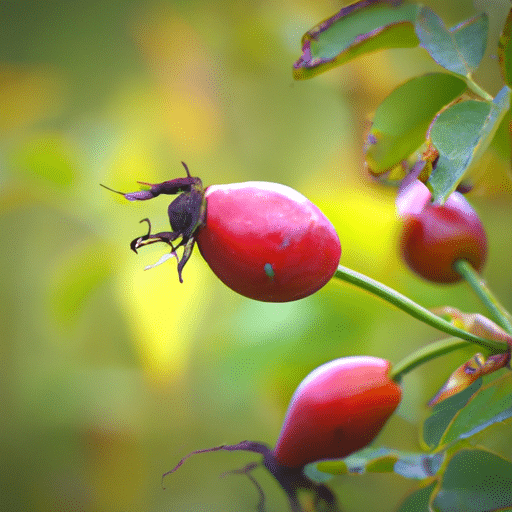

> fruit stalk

[
  {"left": 389, "top": 337, "right": 471, "bottom": 382},
  {"left": 454, "top": 259, "right": 512, "bottom": 334},
  {"left": 333, "top": 265, "right": 509, "bottom": 353}
]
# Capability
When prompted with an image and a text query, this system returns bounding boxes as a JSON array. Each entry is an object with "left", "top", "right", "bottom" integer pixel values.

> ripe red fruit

[
  {"left": 398, "top": 180, "right": 487, "bottom": 284},
  {"left": 196, "top": 182, "right": 341, "bottom": 302},
  {"left": 273, "top": 356, "right": 402, "bottom": 468},
  {"left": 103, "top": 163, "right": 341, "bottom": 302}
]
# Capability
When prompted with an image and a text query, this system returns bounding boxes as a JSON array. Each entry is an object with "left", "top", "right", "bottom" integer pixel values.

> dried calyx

[
  {"left": 161, "top": 441, "right": 339, "bottom": 512},
  {"left": 101, "top": 162, "right": 206, "bottom": 282}
]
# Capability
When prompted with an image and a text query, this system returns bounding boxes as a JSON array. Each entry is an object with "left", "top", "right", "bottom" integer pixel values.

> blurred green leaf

[
  {"left": 365, "top": 454, "right": 398, "bottom": 473},
  {"left": 490, "top": 107, "right": 512, "bottom": 161},
  {"left": 293, "top": 0, "right": 420, "bottom": 80},
  {"left": 313, "top": 447, "right": 397, "bottom": 476},
  {"left": 415, "top": 8, "right": 488, "bottom": 76},
  {"left": 451, "top": 14, "right": 488, "bottom": 72},
  {"left": 432, "top": 449, "right": 512, "bottom": 512},
  {"left": 422, "top": 380, "right": 482, "bottom": 450},
  {"left": 365, "top": 73, "right": 466, "bottom": 175},
  {"left": 498, "top": 8, "right": 512, "bottom": 86},
  {"left": 396, "top": 481, "right": 438, "bottom": 512},
  {"left": 427, "top": 86, "right": 511, "bottom": 203},
  {"left": 48, "top": 242, "right": 113, "bottom": 328},
  {"left": 21, "top": 366, "right": 144, "bottom": 429},
  {"left": 294, "top": 3, "right": 489, "bottom": 81},
  {"left": 441, "top": 371, "right": 512, "bottom": 446},
  {"left": 10, "top": 133, "right": 79, "bottom": 187},
  {"left": 306, "top": 447, "right": 442, "bottom": 482},
  {"left": 394, "top": 451, "right": 444, "bottom": 480}
]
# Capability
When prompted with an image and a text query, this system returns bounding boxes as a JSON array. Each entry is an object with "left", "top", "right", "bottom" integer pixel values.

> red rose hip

[
  {"left": 273, "top": 356, "right": 402, "bottom": 468},
  {"left": 196, "top": 182, "right": 341, "bottom": 302},
  {"left": 398, "top": 181, "right": 487, "bottom": 284}
]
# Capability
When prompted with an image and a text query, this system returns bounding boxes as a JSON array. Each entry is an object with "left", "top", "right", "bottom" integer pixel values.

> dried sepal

[
  {"left": 429, "top": 306, "right": 512, "bottom": 406},
  {"left": 162, "top": 440, "right": 340, "bottom": 512},
  {"left": 102, "top": 162, "right": 206, "bottom": 282}
]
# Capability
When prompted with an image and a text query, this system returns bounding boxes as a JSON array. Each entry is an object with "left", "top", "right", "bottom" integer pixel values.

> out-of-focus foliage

[
  {"left": 396, "top": 449, "right": 512, "bottom": 512},
  {"left": 415, "top": 9, "right": 488, "bottom": 76},
  {"left": 292, "top": 1, "right": 489, "bottom": 80},
  {"left": 433, "top": 449, "right": 512, "bottom": 512},
  {"left": 293, "top": 0, "right": 420, "bottom": 80},
  {"left": 498, "top": 7, "right": 512, "bottom": 85},
  {"left": 294, "top": 0, "right": 512, "bottom": 203},
  {"left": 364, "top": 72, "right": 466, "bottom": 176},
  {"left": 427, "top": 85, "right": 511, "bottom": 202},
  {"left": 306, "top": 446, "right": 443, "bottom": 480},
  {"left": 1, "top": 1, "right": 512, "bottom": 511}
]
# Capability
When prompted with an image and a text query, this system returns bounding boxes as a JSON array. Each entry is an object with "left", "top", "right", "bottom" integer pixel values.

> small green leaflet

[
  {"left": 427, "top": 85, "right": 511, "bottom": 203},
  {"left": 415, "top": 8, "right": 488, "bottom": 77},
  {"left": 304, "top": 446, "right": 443, "bottom": 482},
  {"left": 422, "top": 379, "right": 482, "bottom": 450},
  {"left": 498, "top": 7, "right": 512, "bottom": 86},
  {"left": 396, "top": 481, "right": 438, "bottom": 512},
  {"left": 293, "top": 0, "right": 420, "bottom": 80},
  {"left": 441, "top": 371, "right": 512, "bottom": 447},
  {"left": 365, "top": 73, "right": 466, "bottom": 176},
  {"left": 396, "top": 450, "right": 512, "bottom": 512},
  {"left": 432, "top": 450, "right": 512, "bottom": 512},
  {"left": 293, "top": 1, "right": 488, "bottom": 80},
  {"left": 423, "top": 371, "right": 512, "bottom": 452}
]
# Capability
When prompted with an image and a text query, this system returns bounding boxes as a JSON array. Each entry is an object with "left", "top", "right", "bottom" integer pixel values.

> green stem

[
  {"left": 454, "top": 259, "right": 512, "bottom": 335},
  {"left": 390, "top": 337, "right": 470, "bottom": 382},
  {"left": 333, "top": 265, "right": 508, "bottom": 353},
  {"left": 465, "top": 76, "right": 493, "bottom": 101}
]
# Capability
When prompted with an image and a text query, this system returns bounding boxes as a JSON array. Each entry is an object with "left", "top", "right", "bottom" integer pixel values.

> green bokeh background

[{"left": 1, "top": 1, "right": 511, "bottom": 511}]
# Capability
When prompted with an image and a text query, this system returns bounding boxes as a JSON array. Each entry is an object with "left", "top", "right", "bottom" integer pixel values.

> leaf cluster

[{"left": 294, "top": 0, "right": 512, "bottom": 203}]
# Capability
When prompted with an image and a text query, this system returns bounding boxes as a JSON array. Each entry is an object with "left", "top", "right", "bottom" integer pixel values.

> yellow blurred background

[{"left": 1, "top": 1, "right": 512, "bottom": 511}]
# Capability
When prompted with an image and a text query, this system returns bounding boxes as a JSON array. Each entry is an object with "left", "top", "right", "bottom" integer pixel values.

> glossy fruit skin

[
  {"left": 195, "top": 182, "right": 341, "bottom": 302},
  {"left": 399, "top": 185, "right": 487, "bottom": 283},
  {"left": 272, "top": 356, "right": 402, "bottom": 468}
]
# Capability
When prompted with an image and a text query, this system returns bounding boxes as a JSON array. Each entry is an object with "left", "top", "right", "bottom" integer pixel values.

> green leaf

[
  {"left": 422, "top": 380, "right": 482, "bottom": 450},
  {"left": 415, "top": 7, "right": 488, "bottom": 76},
  {"left": 451, "top": 14, "right": 488, "bottom": 72},
  {"left": 394, "top": 451, "right": 444, "bottom": 480},
  {"left": 293, "top": 0, "right": 420, "bottom": 80},
  {"left": 397, "top": 481, "right": 438, "bottom": 512},
  {"left": 441, "top": 371, "right": 512, "bottom": 446},
  {"left": 491, "top": 107, "right": 512, "bottom": 161},
  {"left": 304, "top": 447, "right": 442, "bottom": 483},
  {"left": 427, "top": 85, "right": 511, "bottom": 203},
  {"left": 365, "top": 73, "right": 466, "bottom": 175},
  {"left": 498, "top": 8, "right": 512, "bottom": 86},
  {"left": 315, "top": 447, "right": 399, "bottom": 475},
  {"left": 433, "top": 449, "right": 512, "bottom": 512}
]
